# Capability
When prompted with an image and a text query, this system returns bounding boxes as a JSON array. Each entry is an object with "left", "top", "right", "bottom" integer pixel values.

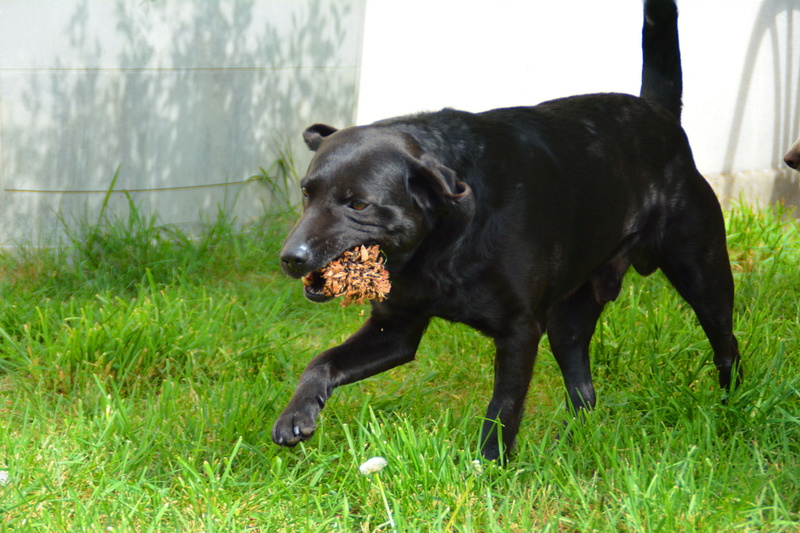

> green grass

[{"left": 1, "top": 200, "right": 799, "bottom": 532}]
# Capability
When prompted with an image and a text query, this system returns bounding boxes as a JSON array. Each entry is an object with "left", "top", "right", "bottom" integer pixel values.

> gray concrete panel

[{"left": 0, "top": 0, "right": 366, "bottom": 245}]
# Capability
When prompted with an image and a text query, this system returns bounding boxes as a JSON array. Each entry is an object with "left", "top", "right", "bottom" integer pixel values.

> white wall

[
  {"left": 358, "top": 0, "right": 800, "bottom": 208},
  {"left": 0, "top": 0, "right": 367, "bottom": 245},
  {"left": 2, "top": 0, "right": 799, "bottom": 248}
]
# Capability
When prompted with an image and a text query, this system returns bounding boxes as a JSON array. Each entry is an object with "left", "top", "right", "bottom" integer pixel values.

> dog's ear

[
  {"left": 303, "top": 124, "right": 338, "bottom": 151},
  {"left": 410, "top": 154, "right": 475, "bottom": 220}
]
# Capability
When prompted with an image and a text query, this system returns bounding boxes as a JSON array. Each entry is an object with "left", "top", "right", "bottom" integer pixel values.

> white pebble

[
  {"left": 0, "top": 471, "right": 8, "bottom": 485},
  {"left": 358, "top": 456, "right": 388, "bottom": 475}
]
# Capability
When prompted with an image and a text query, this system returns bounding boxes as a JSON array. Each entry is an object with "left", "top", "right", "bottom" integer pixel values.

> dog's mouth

[
  {"left": 301, "top": 271, "right": 335, "bottom": 303},
  {"left": 298, "top": 243, "right": 392, "bottom": 305}
]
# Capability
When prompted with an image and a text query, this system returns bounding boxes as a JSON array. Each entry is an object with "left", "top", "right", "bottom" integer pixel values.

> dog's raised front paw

[{"left": 271, "top": 402, "right": 321, "bottom": 447}]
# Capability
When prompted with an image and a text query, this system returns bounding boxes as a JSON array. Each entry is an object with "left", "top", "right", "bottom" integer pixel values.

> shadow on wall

[
  {"left": 0, "top": 0, "right": 365, "bottom": 245},
  {"left": 721, "top": 0, "right": 800, "bottom": 208}
]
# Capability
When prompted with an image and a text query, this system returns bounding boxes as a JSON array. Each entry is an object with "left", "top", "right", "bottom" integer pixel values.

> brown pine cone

[{"left": 319, "top": 245, "right": 391, "bottom": 306}]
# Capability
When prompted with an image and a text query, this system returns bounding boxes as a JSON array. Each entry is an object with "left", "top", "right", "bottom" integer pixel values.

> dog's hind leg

[
  {"left": 546, "top": 282, "right": 606, "bottom": 414},
  {"left": 657, "top": 193, "right": 742, "bottom": 392},
  {"left": 660, "top": 253, "right": 742, "bottom": 391},
  {"left": 481, "top": 320, "right": 542, "bottom": 461}
]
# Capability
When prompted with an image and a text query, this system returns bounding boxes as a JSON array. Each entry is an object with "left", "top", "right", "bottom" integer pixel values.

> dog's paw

[{"left": 271, "top": 404, "right": 319, "bottom": 447}]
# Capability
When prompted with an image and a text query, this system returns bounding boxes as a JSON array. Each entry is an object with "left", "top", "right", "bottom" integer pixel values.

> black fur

[
  {"left": 272, "top": 0, "right": 741, "bottom": 461},
  {"left": 641, "top": 0, "right": 683, "bottom": 119}
]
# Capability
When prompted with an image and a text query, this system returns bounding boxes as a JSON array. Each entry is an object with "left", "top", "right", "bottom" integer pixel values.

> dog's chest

[{"left": 391, "top": 270, "right": 529, "bottom": 337}]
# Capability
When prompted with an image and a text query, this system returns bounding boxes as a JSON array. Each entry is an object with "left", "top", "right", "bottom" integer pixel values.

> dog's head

[
  {"left": 280, "top": 122, "right": 474, "bottom": 302},
  {"left": 785, "top": 136, "right": 800, "bottom": 170}
]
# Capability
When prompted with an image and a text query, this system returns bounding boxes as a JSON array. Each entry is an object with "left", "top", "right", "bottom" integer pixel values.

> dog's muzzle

[
  {"left": 280, "top": 243, "right": 314, "bottom": 278},
  {"left": 281, "top": 243, "right": 336, "bottom": 303}
]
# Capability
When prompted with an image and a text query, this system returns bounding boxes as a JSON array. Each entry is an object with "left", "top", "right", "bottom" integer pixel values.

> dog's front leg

[
  {"left": 480, "top": 322, "right": 542, "bottom": 461},
  {"left": 272, "top": 313, "right": 429, "bottom": 447}
]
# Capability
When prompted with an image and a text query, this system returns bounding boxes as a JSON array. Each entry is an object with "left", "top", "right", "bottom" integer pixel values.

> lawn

[{"left": 0, "top": 200, "right": 798, "bottom": 532}]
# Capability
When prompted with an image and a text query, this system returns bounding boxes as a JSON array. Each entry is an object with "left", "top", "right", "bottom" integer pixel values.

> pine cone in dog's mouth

[{"left": 302, "top": 245, "right": 391, "bottom": 306}]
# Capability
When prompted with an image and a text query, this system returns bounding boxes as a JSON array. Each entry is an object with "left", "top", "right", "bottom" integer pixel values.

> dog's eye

[
  {"left": 301, "top": 187, "right": 309, "bottom": 197},
  {"left": 350, "top": 200, "right": 369, "bottom": 211}
]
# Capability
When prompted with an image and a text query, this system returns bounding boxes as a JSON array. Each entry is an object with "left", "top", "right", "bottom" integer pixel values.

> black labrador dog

[{"left": 273, "top": 0, "right": 741, "bottom": 461}]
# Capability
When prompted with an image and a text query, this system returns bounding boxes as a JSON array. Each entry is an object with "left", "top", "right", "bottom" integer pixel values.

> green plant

[
  {"left": 0, "top": 203, "right": 797, "bottom": 531},
  {"left": 249, "top": 140, "right": 302, "bottom": 215}
]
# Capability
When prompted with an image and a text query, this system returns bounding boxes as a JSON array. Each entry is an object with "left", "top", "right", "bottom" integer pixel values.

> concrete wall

[
  {"left": 358, "top": 0, "right": 800, "bottom": 210},
  {"left": 0, "top": 0, "right": 366, "bottom": 245}
]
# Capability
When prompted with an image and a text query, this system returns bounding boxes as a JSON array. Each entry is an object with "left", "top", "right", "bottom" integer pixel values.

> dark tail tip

[{"left": 640, "top": 0, "right": 683, "bottom": 120}]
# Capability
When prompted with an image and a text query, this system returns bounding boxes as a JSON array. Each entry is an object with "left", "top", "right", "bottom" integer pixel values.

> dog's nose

[
  {"left": 785, "top": 152, "right": 800, "bottom": 170},
  {"left": 280, "top": 243, "right": 313, "bottom": 276}
]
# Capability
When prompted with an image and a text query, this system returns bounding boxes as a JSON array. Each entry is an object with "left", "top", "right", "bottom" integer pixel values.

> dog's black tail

[{"left": 640, "top": 0, "right": 682, "bottom": 120}]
